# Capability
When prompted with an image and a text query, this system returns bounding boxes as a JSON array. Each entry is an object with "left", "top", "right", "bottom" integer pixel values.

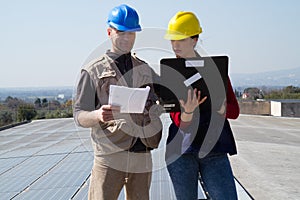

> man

[{"left": 73, "top": 4, "right": 162, "bottom": 200}]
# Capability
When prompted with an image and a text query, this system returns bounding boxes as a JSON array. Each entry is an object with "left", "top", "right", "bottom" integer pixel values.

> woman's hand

[
  {"left": 179, "top": 89, "right": 206, "bottom": 122},
  {"left": 180, "top": 88, "right": 207, "bottom": 113},
  {"left": 217, "top": 98, "right": 226, "bottom": 116}
]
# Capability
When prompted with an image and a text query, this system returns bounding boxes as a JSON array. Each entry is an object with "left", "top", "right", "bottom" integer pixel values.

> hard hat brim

[
  {"left": 164, "top": 28, "right": 202, "bottom": 40},
  {"left": 164, "top": 29, "right": 191, "bottom": 40},
  {"left": 164, "top": 33, "right": 190, "bottom": 40},
  {"left": 108, "top": 21, "right": 141, "bottom": 32}
]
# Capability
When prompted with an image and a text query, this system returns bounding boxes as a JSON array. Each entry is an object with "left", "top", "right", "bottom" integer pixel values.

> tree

[
  {"left": 48, "top": 100, "right": 61, "bottom": 110},
  {"left": 42, "top": 98, "right": 48, "bottom": 108},
  {"left": 0, "top": 111, "right": 13, "bottom": 126},
  {"left": 61, "top": 99, "right": 73, "bottom": 118},
  {"left": 283, "top": 85, "right": 300, "bottom": 94},
  {"left": 234, "top": 89, "right": 242, "bottom": 98},
  {"left": 17, "top": 104, "right": 37, "bottom": 121},
  {"left": 34, "top": 98, "right": 42, "bottom": 108},
  {"left": 5, "top": 96, "right": 24, "bottom": 109},
  {"left": 264, "top": 85, "right": 300, "bottom": 99},
  {"left": 64, "top": 99, "right": 73, "bottom": 107}
]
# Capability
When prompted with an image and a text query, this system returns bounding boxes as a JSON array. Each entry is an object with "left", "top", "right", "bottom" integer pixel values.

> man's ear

[{"left": 107, "top": 28, "right": 112, "bottom": 37}]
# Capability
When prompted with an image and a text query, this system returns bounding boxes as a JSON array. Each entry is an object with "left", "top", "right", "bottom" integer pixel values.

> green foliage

[
  {"left": 283, "top": 85, "right": 300, "bottom": 93},
  {"left": 0, "top": 110, "right": 14, "bottom": 126},
  {"left": 17, "top": 104, "right": 37, "bottom": 121},
  {"left": 35, "top": 110, "right": 47, "bottom": 119},
  {"left": 33, "top": 97, "right": 73, "bottom": 120},
  {"left": 5, "top": 96, "right": 24, "bottom": 109},
  {"left": 34, "top": 98, "right": 42, "bottom": 108},
  {"left": 0, "top": 96, "right": 73, "bottom": 127},
  {"left": 44, "top": 109, "right": 73, "bottom": 119},
  {"left": 42, "top": 98, "right": 48, "bottom": 108},
  {"left": 264, "top": 85, "right": 300, "bottom": 99}
]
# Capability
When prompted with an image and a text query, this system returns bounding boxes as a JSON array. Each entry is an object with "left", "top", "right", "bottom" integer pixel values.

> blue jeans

[{"left": 167, "top": 153, "right": 237, "bottom": 200}]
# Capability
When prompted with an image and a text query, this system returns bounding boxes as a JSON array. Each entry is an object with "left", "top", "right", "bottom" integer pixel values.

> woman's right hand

[{"left": 180, "top": 88, "right": 207, "bottom": 113}]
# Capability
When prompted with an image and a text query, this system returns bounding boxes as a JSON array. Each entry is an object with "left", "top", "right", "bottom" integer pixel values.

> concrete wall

[
  {"left": 238, "top": 100, "right": 271, "bottom": 115},
  {"left": 281, "top": 102, "right": 300, "bottom": 117},
  {"left": 239, "top": 100, "right": 300, "bottom": 117}
]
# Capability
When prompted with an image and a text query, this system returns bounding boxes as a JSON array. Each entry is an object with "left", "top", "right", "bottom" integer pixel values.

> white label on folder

[
  {"left": 185, "top": 60, "right": 204, "bottom": 67},
  {"left": 184, "top": 73, "right": 202, "bottom": 87}
]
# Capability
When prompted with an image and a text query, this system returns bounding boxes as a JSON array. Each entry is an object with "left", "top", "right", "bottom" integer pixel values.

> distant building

[
  {"left": 242, "top": 87, "right": 264, "bottom": 100},
  {"left": 57, "top": 94, "right": 65, "bottom": 100}
]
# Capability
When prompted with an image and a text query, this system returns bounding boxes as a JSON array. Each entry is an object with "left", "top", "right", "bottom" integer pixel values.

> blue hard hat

[{"left": 107, "top": 4, "right": 141, "bottom": 32}]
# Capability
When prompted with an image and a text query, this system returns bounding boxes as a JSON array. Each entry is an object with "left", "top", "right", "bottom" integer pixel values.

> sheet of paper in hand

[{"left": 108, "top": 85, "right": 150, "bottom": 113}]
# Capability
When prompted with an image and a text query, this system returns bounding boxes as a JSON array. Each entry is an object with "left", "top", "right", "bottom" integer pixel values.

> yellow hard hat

[{"left": 164, "top": 11, "right": 202, "bottom": 40}]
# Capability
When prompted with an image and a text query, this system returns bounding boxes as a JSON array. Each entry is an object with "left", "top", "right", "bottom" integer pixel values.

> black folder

[{"left": 158, "top": 56, "right": 229, "bottom": 112}]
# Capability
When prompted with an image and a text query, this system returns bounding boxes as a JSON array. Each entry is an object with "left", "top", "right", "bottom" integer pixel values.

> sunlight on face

[
  {"left": 171, "top": 38, "right": 197, "bottom": 58},
  {"left": 108, "top": 27, "right": 136, "bottom": 54}
]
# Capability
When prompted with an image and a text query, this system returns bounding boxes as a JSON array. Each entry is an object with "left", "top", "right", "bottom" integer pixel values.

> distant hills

[
  {"left": 1, "top": 67, "right": 299, "bottom": 101},
  {"left": 0, "top": 86, "right": 74, "bottom": 102},
  {"left": 230, "top": 67, "right": 300, "bottom": 88}
]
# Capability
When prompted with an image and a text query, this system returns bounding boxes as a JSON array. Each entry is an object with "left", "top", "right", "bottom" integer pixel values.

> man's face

[{"left": 108, "top": 27, "right": 136, "bottom": 54}]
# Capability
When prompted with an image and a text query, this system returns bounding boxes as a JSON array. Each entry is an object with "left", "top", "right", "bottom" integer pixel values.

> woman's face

[{"left": 171, "top": 37, "right": 197, "bottom": 58}]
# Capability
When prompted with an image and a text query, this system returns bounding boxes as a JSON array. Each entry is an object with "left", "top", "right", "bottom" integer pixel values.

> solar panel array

[{"left": 0, "top": 115, "right": 252, "bottom": 200}]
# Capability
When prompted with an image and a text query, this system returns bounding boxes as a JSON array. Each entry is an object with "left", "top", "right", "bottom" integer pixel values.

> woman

[{"left": 164, "top": 11, "right": 240, "bottom": 200}]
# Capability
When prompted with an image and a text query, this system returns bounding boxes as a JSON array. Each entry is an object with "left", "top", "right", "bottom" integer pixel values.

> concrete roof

[
  {"left": 229, "top": 114, "right": 300, "bottom": 200},
  {"left": 2, "top": 114, "right": 297, "bottom": 199}
]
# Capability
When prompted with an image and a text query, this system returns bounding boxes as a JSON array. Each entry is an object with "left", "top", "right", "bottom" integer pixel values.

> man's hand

[{"left": 96, "top": 105, "right": 121, "bottom": 122}]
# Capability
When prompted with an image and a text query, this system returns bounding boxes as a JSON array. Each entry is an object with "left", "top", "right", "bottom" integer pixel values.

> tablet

[{"left": 158, "top": 56, "right": 228, "bottom": 112}]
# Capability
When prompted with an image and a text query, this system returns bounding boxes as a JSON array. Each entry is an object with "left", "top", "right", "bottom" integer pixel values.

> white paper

[
  {"left": 184, "top": 73, "right": 202, "bottom": 87},
  {"left": 108, "top": 85, "right": 150, "bottom": 113}
]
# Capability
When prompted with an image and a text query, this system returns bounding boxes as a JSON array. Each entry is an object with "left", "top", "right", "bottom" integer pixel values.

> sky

[{"left": 0, "top": 0, "right": 299, "bottom": 88}]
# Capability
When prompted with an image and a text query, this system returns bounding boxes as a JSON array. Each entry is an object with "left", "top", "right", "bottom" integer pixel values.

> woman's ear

[{"left": 193, "top": 37, "right": 198, "bottom": 48}]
